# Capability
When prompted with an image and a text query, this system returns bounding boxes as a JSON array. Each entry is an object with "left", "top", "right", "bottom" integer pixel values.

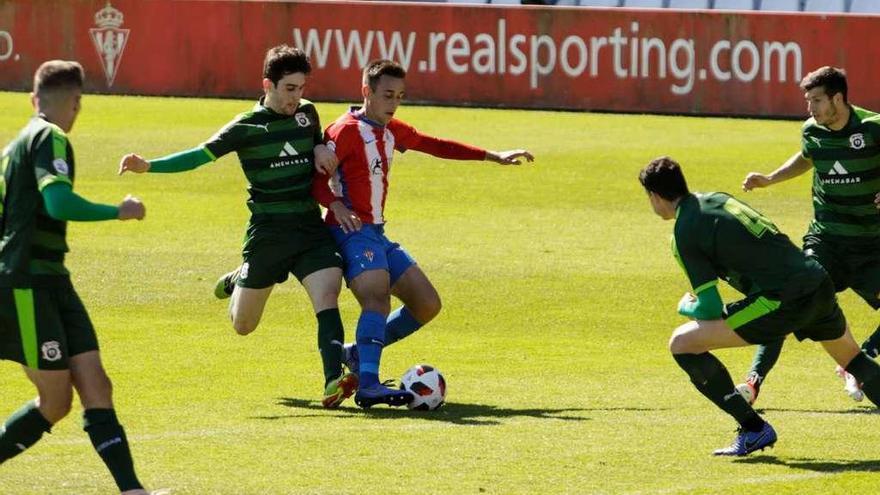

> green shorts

[
  {"left": 238, "top": 215, "right": 343, "bottom": 289},
  {"left": 803, "top": 233, "right": 880, "bottom": 309},
  {"left": 0, "top": 282, "right": 99, "bottom": 370},
  {"left": 725, "top": 276, "right": 846, "bottom": 345}
]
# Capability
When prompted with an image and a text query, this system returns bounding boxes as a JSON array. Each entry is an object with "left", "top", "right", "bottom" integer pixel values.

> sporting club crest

[
  {"left": 850, "top": 133, "right": 866, "bottom": 150},
  {"left": 89, "top": 1, "right": 130, "bottom": 87}
]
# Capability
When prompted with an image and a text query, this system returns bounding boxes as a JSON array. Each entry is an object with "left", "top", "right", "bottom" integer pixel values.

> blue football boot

[
  {"left": 354, "top": 381, "right": 413, "bottom": 409},
  {"left": 713, "top": 422, "right": 777, "bottom": 456}
]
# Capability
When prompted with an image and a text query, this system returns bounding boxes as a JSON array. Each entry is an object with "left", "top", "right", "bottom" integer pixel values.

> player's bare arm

[
  {"left": 485, "top": 149, "right": 534, "bottom": 165},
  {"left": 742, "top": 152, "right": 812, "bottom": 191},
  {"left": 118, "top": 153, "right": 151, "bottom": 174}
]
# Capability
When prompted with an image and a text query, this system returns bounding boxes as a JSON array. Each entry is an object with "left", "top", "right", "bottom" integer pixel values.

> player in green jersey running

[
  {"left": 641, "top": 156, "right": 880, "bottom": 456},
  {"left": 0, "top": 61, "right": 158, "bottom": 494},
  {"left": 118, "top": 45, "right": 358, "bottom": 409},
  {"left": 740, "top": 66, "right": 880, "bottom": 404}
]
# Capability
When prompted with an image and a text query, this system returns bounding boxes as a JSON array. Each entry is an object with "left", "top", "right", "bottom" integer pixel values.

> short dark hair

[
  {"left": 263, "top": 45, "right": 311, "bottom": 85},
  {"left": 639, "top": 156, "right": 690, "bottom": 201},
  {"left": 33, "top": 60, "right": 84, "bottom": 96},
  {"left": 800, "top": 66, "right": 847, "bottom": 103},
  {"left": 362, "top": 59, "right": 406, "bottom": 91}
]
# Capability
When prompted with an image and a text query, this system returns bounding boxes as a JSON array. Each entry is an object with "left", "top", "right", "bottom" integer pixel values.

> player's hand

[
  {"left": 329, "top": 201, "right": 361, "bottom": 234},
  {"left": 742, "top": 172, "right": 771, "bottom": 191},
  {"left": 314, "top": 144, "right": 339, "bottom": 175},
  {"left": 486, "top": 149, "right": 535, "bottom": 165},
  {"left": 118, "top": 194, "right": 146, "bottom": 221},
  {"left": 874, "top": 192, "right": 880, "bottom": 210},
  {"left": 118, "top": 154, "right": 151, "bottom": 175}
]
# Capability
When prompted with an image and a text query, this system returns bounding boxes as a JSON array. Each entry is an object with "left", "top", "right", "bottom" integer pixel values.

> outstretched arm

[
  {"left": 484, "top": 149, "right": 535, "bottom": 165},
  {"left": 118, "top": 146, "right": 214, "bottom": 175},
  {"left": 42, "top": 182, "right": 145, "bottom": 221},
  {"left": 742, "top": 152, "right": 812, "bottom": 192}
]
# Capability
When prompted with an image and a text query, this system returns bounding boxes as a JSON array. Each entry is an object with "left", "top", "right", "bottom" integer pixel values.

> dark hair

[
  {"left": 263, "top": 45, "right": 311, "bottom": 85},
  {"left": 362, "top": 59, "right": 406, "bottom": 91},
  {"left": 639, "top": 156, "right": 690, "bottom": 201},
  {"left": 33, "top": 60, "right": 84, "bottom": 96},
  {"left": 800, "top": 66, "right": 847, "bottom": 103}
]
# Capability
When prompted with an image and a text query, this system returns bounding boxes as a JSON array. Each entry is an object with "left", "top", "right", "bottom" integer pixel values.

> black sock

[
  {"left": 749, "top": 340, "right": 784, "bottom": 381},
  {"left": 83, "top": 409, "right": 142, "bottom": 491},
  {"left": 673, "top": 353, "right": 764, "bottom": 432},
  {"left": 317, "top": 308, "right": 345, "bottom": 386},
  {"left": 861, "top": 324, "right": 880, "bottom": 358},
  {"left": 846, "top": 352, "right": 880, "bottom": 406},
  {"left": 0, "top": 401, "right": 52, "bottom": 463}
]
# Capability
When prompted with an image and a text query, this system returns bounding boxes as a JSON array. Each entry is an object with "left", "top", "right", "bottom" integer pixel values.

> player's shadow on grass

[
  {"left": 262, "top": 398, "right": 661, "bottom": 426},
  {"left": 735, "top": 455, "right": 880, "bottom": 473},
  {"left": 756, "top": 406, "right": 880, "bottom": 416}
]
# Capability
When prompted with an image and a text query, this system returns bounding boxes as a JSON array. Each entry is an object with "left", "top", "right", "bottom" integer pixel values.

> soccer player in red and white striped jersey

[{"left": 313, "top": 59, "right": 533, "bottom": 408}]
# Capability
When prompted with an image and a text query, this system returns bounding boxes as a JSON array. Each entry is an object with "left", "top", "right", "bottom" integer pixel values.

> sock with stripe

[
  {"left": 385, "top": 306, "right": 423, "bottom": 347},
  {"left": 673, "top": 352, "right": 764, "bottom": 432},
  {"left": 0, "top": 401, "right": 52, "bottom": 463},
  {"left": 83, "top": 408, "right": 143, "bottom": 492}
]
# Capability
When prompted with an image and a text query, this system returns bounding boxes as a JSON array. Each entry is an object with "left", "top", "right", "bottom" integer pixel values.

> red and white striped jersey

[{"left": 314, "top": 107, "right": 486, "bottom": 225}]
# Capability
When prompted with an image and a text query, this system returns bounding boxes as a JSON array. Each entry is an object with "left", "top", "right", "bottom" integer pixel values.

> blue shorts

[{"left": 330, "top": 224, "right": 416, "bottom": 284}]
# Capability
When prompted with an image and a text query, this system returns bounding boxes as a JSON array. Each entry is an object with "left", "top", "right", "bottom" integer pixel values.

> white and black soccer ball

[{"left": 401, "top": 364, "right": 446, "bottom": 411}]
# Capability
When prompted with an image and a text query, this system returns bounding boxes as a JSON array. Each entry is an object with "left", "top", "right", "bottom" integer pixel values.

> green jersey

[
  {"left": 202, "top": 98, "right": 323, "bottom": 219},
  {"left": 0, "top": 116, "right": 76, "bottom": 287},
  {"left": 673, "top": 193, "right": 826, "bottom": 300},
  {"left": 801, "top": 105, "right": 880, "bottom": 238}
]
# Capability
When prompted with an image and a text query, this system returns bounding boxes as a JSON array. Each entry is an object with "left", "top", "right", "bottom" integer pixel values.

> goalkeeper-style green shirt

[
  {"left": 802, "top": 105, "right": 880, "bottom": 238},
  {"left": 673, "top": 192, "right": 826, "bottom": 300},
  {"left": 0, "top": 116, "right": 76, "bottom": 286}
]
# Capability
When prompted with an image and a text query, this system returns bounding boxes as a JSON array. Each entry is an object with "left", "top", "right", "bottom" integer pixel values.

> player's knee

[
  {"left": 232, "top": 318, "right": 259, "bottom": 336},
  {"left": 38, "top": 390, "right": 74, "bottom": 424},
  {"left": 416, "top": 295, "right": 442, "bottom": 323},
  {"left": 668, "top": 329, "right": 693, "bottom": 354}
]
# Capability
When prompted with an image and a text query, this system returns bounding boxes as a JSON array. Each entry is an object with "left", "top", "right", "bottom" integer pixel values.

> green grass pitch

[{"left": 0, "top": 91, "right": 878, "bottom": 494}]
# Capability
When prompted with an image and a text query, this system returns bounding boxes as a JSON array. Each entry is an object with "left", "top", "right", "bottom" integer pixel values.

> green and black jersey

[
  {"left": 802, "top": 105, "right": 880, "bottom": 238},
  {"left": 202, "top": 98, "right": 323, "bottom": 219},
  {"left": 673, "top": 193, "right": 826, "bottom": 300},
  {"left": 0, "top": 116, "right": 76, "bottom": 287}
]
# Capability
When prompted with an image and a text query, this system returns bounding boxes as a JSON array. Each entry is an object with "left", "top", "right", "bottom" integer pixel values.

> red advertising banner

[{"left": 0, "top": 0, "right": 877, "bottom": 117}]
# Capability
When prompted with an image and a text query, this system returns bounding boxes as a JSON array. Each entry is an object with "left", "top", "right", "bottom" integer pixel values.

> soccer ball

[{"left": 400, "top": 364, "right": 446, "bottom": 411}]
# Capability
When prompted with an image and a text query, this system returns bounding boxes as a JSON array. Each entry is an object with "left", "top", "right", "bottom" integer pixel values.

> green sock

[
  {"left": 846, "top": 352, "right": 880, "bottom": 406},
  {"left": 749, "top": 340, "right": 784, "bottom": 380},
  {"left": 316, "top": 308, "right": 345, "bottom": 386},
  {"left": 0, "top": 401, "right": 52, "bottom": 463},
  {"left": 83, "top": 409, "right": 142, "bottom": 492},
  {"left": 673, "top": 352, "right": 764, "bottom": 431}
]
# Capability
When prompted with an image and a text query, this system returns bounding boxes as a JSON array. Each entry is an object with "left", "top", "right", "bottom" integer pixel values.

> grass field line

[{"left": 627, "top": 471, "right": 831, "bottom": 495}]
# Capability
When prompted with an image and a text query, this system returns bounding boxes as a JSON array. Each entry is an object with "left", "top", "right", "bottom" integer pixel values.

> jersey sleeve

[
  {"left": 800, "top": 122, "right": 814, "bottom": 159},
  {"left": 31, "top": 125, "right": 73, "bottom": 191},
  {"left": 202, "top": 115, "right": 248, "bottom": 159},
  {"left": 388, "top": 119, "right": 485, "bottom": 159},
  {"left": 672, "top": 227, "right": 718, "bottom": 294}
]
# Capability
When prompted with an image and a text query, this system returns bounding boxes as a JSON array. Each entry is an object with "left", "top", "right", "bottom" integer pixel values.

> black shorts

[
  {"left": 725, "top": 276, "right": 846, "bottom": 345},
  {"left": 0, "top": 282, "right": 99, "bottom": 370},
  {"left": 238, "top": 215, "right": 343, "bottom": 289},
  {"left": 803, "top": 233, "right": 880, "bottom": 310}
]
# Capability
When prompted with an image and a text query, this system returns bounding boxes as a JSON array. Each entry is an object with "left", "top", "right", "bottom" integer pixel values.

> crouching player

[{"left": 640, "top": 156, "right": 880, "bottom": 455}]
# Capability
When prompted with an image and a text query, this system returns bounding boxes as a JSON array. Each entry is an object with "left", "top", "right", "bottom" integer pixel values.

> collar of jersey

[{"left": 349, "top": 106, "right": 384, "bottom": 128}]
